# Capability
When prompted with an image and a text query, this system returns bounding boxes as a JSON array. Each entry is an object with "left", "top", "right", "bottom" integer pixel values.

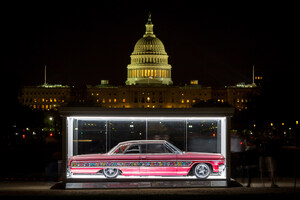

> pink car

[{"left": 68, "top": 140, "right": 225, "bottom": 179}]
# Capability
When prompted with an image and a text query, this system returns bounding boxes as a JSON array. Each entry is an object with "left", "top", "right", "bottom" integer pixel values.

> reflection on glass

[
  {"left": 73, "top": 120, "right": 107, "bottom": 155},
  {"left": 108, "top": 120, "right": 146, "bottom": 151},
  {"left": 147, "top": 120, "right": 185, "bottom": 151},
  {"left": 187, "top": 120, "right": 220, "bottom": 153}
]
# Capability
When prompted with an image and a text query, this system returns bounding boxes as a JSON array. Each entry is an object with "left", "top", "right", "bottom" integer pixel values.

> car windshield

[
  {"left": 109, "top": 143, "right": 131, "bottom": 154},
  {"left": 165, "top": 142, "right": 183, "bottom": 154}
]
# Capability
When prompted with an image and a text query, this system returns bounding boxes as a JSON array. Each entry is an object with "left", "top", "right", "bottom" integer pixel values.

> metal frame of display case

[{"left": 58, "top": 108, "right": 234, "bottom": 189}]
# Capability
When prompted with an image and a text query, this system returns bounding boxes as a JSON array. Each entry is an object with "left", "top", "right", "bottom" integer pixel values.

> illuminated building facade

[
  {"left": 20, "top": 84, "right": 70, "bottom": 110},
  {"left": 19, "top": 14, "right": 260, "bottom": 111},
  {"left": 19, "top": 81, "right": 259, "bottom": 111}
]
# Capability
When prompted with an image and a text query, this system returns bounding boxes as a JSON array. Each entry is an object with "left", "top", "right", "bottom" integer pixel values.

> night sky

[{"left": 4, "top": 2, "right": 299, "bottom": 114}]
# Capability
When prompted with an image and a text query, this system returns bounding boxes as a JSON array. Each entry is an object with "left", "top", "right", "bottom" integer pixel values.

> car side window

[
  {"left": 141, "top": 144, "right": 173, "bottom": 154},
  {"left": 125, "top": 144, "right": 140, "bottom": 154}
]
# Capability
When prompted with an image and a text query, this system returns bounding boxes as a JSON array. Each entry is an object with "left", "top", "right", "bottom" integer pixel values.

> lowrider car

[{"left": 68, "top": 140, "right": 225, "bottom": 179}]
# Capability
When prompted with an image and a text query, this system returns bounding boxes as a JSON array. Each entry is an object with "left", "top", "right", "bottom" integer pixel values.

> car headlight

[
  {"left": 67, "top": 166, "right": 72, "bottom": 177},
  {"left": 218, "top": 164, "right": 225, "bottom": 172}
]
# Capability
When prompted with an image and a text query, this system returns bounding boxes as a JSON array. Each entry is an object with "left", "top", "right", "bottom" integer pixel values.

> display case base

[{"left": 52, "top": 178, "right": 228, "bottom": 189}]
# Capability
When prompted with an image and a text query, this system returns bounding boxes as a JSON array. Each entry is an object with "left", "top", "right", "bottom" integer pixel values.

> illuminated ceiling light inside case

[{"left": 69, "top": 116, "right": 226, "bottom": 121}]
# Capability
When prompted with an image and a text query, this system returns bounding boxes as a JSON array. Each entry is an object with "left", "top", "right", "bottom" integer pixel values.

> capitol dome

[
  {"left": 126, "top": 13, "right": 173, "bottom": 85},
  {"left": 133, "top": 36, "right": 167, "bottom": 55}
]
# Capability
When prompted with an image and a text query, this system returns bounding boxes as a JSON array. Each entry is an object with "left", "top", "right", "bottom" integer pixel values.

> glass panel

[
  {"left": 72, "top": 118, "right": 222, "bottom": 155},
  {"left": 107, "top": 120, "right": 146, "bottom": 151},
  {"left": 186, "top": 120, "right": 221, "bottom": 153},
  {"left": 147, "top": 119, "right": 186, "bottom": 151},
  {"left": 68, "top": 117, "right": 225, "bottom": 180},
  {"left": 73, "top": 120, "right": 107, "bottom": 155}
]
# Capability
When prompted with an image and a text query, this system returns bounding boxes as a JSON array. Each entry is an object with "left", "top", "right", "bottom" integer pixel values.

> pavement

[
  {"left": 0, "top": 179, "right": 299, "bottom": 200},
  {"left": 235, "top": 177, "right": 299, "bottom": 188}
]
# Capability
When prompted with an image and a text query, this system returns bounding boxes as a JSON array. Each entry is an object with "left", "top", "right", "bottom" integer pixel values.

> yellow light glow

[
  {"left": 73, "top": 140, "right": 93, "bottom": 142},
  {"left": 190, "top": 80, "right": 198, "bottom": 85}
]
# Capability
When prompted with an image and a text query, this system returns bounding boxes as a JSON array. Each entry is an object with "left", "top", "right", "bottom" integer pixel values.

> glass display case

[{"left": 60, "top": 108, "right": 233, "bottom": 187}]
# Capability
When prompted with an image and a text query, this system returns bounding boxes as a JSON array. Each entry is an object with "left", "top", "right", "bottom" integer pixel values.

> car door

[
  {"left": 139, "top": 143, "right": 177, "bottom": 176},
  {"left": 108, "top": 143, "right": 141, "bottom": 176}
]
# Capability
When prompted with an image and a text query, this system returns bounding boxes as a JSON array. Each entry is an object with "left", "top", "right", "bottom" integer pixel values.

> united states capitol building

[{"left": 19, "top": 14, "right": 260, "bottom": 111}]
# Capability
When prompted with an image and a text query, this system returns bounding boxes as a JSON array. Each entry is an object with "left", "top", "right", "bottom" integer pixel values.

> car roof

[{"left": 118, "top": 140, "right": 166, "bottom": 145}]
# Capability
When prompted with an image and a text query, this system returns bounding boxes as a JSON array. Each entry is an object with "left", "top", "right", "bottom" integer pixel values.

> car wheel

[
  {"left": 194, "top": 163, "right": 211, "bottom": 179},
  {"left": 103, "top": 168, "right": 119, "bottom": 178}
]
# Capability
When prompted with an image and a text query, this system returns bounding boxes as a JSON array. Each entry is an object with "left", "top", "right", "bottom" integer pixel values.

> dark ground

[{"left": 0, "top": 180, "right": 299, "bottom": 200}]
